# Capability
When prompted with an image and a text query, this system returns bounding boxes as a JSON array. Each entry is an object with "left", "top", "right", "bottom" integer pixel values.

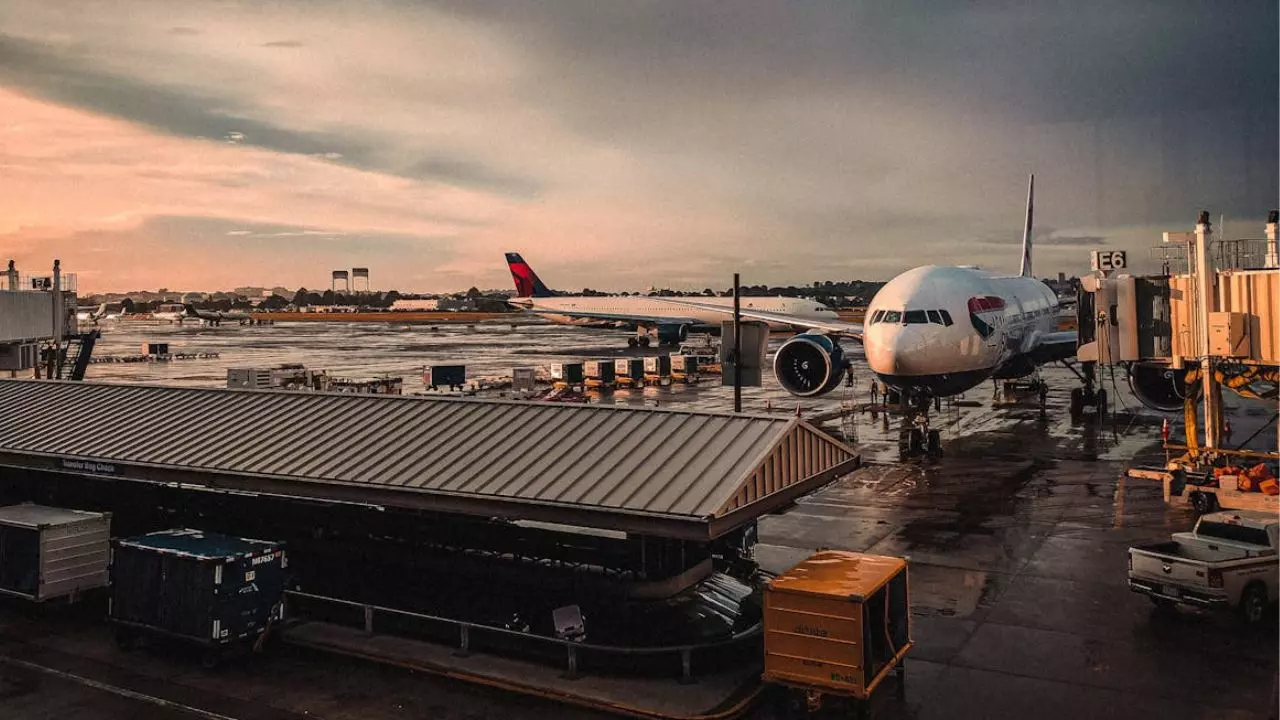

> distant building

[{"left": 390, "top": 298, "right": 441, "bottom": 311}]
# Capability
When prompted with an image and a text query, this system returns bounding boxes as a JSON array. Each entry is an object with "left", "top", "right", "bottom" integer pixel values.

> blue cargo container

[{"left": 110, "top": 529, "right": 286, "bottom": 666}]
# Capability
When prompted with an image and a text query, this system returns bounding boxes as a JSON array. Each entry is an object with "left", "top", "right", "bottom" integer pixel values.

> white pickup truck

[{"left": 1128, "top": 510, "right": 1278, "bottom": 624}]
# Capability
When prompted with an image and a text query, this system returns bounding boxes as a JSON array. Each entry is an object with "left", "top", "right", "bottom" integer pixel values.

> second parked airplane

[{"left": 504, "top": 253, "right": 839, "bottom": 346}]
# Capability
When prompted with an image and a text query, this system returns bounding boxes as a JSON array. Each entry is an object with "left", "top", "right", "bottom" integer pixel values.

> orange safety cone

[{"left": 1161, "top": 418, "right": 1170, "bottom": 444}]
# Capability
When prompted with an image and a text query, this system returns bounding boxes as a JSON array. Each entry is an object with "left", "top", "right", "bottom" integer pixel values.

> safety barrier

[{"left": 283, "top": 589, "right": 761, "bottom": 683}]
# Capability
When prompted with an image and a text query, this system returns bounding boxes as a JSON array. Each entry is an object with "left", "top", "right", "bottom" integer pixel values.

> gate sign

[{"left": 1090, "top": 250, "right": 1127, "bottom": 272}]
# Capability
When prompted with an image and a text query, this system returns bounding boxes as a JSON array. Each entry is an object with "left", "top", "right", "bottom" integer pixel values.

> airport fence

[{"left": 283, "top": 589, "right": 762, "bottom": 682}]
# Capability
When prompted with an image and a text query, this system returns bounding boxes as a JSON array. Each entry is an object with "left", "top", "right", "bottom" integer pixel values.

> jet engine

[
  {"left": 654, "top": 323, "right": 690, "bottom": 345},
  {"left": 1127, "top": 363, "right": 1199, "bottom": 412},
  {"left": 773, "top": 332, "right": 847, "bottom": 397}
]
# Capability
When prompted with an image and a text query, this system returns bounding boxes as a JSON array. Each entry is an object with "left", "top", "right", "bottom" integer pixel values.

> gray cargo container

[{"left": 0, "top": 504, "right": 111, "bottom": 602}]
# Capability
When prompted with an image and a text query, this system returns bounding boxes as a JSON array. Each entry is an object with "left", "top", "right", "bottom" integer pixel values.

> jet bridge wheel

[
  {"left": 1069, "top": 388, "right": 1084, "bottom": 422},
  {"left": 926, "top": 430, "right": 941, "bottom": 458}
]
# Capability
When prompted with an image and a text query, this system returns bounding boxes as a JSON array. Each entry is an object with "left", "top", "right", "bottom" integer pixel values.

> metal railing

[{"left": 283, "top": 589, "right": 762, "bottom": 683}]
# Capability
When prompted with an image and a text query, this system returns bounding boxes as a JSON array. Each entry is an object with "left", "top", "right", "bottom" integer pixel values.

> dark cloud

[
  {"left": 261, "top": 40, "right": 303, "bottom": 48},
  {"left": 405, "top": 156, "right": 542, "bottom": 198},
  {"left": 0, "top": 34, "right": 541, "bottom": 198}
]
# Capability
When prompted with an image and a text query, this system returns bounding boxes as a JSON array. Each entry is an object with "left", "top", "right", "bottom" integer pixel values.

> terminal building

[
  {"left": 0, "top": 380, "right": 859, "bottom": 642},
  {"left": 0, "top": 260, "right": 93, "bottom": 380}
]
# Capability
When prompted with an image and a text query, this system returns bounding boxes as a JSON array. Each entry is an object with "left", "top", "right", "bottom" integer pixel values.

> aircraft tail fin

[
  {"left": 1019, "top": 173, "right": 1034, "bottom": 278},
  {"left": 505, "top": 253, "right": 556, "bottom": 297}
]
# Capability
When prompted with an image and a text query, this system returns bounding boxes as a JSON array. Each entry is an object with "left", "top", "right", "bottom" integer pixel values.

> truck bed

[{"left": 1132, "top": 540, "right": 1253, "bottom": 565}]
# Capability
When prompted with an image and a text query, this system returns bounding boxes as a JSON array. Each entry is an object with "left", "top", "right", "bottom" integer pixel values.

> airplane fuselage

[
  {"left": 862, "top": 265, "right": 1059, "bottom": 397},
  {"left": 511, "top": 295, "right": 839, "bottom": 330}
]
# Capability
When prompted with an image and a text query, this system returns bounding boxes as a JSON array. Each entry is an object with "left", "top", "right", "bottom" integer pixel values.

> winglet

[{"left": 1019, "top": 174, "right": 1034, "bottom": 278}]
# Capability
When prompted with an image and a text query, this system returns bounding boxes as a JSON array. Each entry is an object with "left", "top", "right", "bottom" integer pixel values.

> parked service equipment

[
  {"left": 512, "top": 367, "right": 538, "bottom": 393},
  {"left": 141, "top": 342, "right": 170, "bottom": 356},
  {"left": 1128, "top": 510, "right": 1277, "bottom": 624},
  {"left": 227, "top": 367, "right": 273, "bottom": 389},
  {"left": 584, "top": 360, "right": 616, "bottom": 388},
  {"left": 671, "top": 354, "right": 703, "bottom": 381},
  {"left": 1127, "top": 466, "right": 1280, "bottom": 515},
  {"left": 614, "top": 358, "right": 645, "bottom": 387},
  {"left": 764, "top": 551, "right": 911, "bottom": 716},
  {"left": 111, "top": 529, "right": 286, "bottom": 666},
  {"left": 0, "top": 504, "right": 110, "bottom": 602},
  {"left": 425, "top": 364, "right": 466, "bottom": 391},
  {"left": 643, "top": 355, "right": 672, "bottom": 383},
  {"left": 551, "top": 362, "right": 585, "bottom": 386}
]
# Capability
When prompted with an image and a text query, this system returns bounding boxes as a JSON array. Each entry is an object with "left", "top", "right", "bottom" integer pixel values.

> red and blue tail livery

[{"left": 505, "top": 253, "right": 557, "bottom": 297}]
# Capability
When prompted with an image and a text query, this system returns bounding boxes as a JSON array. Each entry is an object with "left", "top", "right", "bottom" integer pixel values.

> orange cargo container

[{"left": 763, "top": 551, "right": 912, "bottom": 712}]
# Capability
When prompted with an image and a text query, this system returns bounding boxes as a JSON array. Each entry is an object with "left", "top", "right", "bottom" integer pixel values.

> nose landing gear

[{"left": 897, "top": 391, "right": 942, "bottom": 460}]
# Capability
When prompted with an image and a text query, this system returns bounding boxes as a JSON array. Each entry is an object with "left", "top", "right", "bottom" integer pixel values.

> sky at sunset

[{"left": 0, "top": 2, "right": 1276, "bottom": 293}]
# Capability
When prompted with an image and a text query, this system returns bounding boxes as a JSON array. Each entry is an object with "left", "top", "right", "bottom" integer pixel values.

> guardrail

[{"left": 283, "top": 589, "right": 761, "bottom": 682}]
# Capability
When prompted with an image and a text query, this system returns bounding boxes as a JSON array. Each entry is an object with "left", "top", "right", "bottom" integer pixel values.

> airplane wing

[
  {"left": 648, "top": 297, "right": 864, "bottom": 339},
  {"left": 1029, "top": 330, "right": 1078, "bottom": 364}
]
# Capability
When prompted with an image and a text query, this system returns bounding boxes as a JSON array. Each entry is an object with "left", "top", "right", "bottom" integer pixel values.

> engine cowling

[
  {"left": 655, "top": 323, "right": 689, "bottom": 345},
  {"left": 1127, "top": 363, "right": 1199, "bottom": 412},
  {"left": 773, "top": 333, "right": 846, "bottom": 397}
]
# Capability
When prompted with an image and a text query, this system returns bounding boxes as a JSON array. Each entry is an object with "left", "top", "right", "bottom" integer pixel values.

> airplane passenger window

[
  {"left": 926, "top": 310, "right": 942, "bottom": 324},
  {"left": 881, "top": 310, "right": 902, "bottom": 324},
  {"left": 904, "top": 310, "right": 927, "bottom": 324},
  {"left": 938, "top": 310, "right": 954, "bottom": 326}
]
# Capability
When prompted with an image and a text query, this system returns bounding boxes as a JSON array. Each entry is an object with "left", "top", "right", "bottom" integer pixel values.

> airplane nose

[{"left": 866, "top": 326, "right": 930, "bottom": 377}]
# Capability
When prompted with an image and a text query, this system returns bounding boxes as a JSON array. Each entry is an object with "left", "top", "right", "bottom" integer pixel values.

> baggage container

[
  {"left": 764, "top": 551, "right": 911, "bottom": 709},
  {"left": 141, "top": 342, "right": 170, "bottom": 356},
  {"left": 551, "top": 362, "right": 585, "bottom": 384},
  {"left": 424, "top": 364, "right": 466, "bottom": 390},
  {"left": 671, "top": 355, "right": 702, "bottom": 379},
  {"left": 614, "top": 358, "right": 645, "bottom": 385},
  {"left": 584, "top": 360, "right": 616, "bottom": 386},
  {"left": 0, "top": 504, "right": 111, "bottom": 602},
  {"left": 643, "top": 355, "right": 672, "bottom": 377},
  {"left": 111, "top": 529, "right": 286, "bottom": 664}
]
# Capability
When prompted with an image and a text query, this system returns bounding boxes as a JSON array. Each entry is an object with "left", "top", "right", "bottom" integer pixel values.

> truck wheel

[
  {"left": 1189, "top": 491, "right": 1214, "bottom": 514},
  {"left": 1239, "top": 584, "right": 1269, "bottom": 626}
]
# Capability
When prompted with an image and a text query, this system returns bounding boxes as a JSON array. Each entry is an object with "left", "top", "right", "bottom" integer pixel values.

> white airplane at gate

[{"left": 652, "top": 175, "right": 1079, "bottom": 456}]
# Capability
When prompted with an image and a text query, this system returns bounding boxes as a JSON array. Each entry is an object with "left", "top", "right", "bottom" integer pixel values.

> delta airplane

[
  {"left": 75, "top": 303, "right": 109, "bottom": 325},
  {"left": 504, "top": 253, "right": 839, "bottom": 347},
  {"left": 183, "top": 304, "right": 266, "bottom": 326},
  {"left": 654, "top": 175, "right": 1080, "bottom": 457}
]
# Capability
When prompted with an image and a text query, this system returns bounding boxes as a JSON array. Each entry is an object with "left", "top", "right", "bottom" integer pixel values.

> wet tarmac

[{"left": 3, "top": 320, "right": 1277, "bottom": 719}]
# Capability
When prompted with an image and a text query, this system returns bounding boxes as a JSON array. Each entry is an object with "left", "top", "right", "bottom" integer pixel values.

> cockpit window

[
  {"left": 881, "top": 310, "right": 901, "bottom": 324},
  {"left": 938, "top": 309, "right": 953, "bottom": 326},
  {"left": 904, "top": 310, "right": 928, "bottom": 324},
  {"left": 870, "top": 310, "right": 885, "bottom": 323},
  {"left": 926, "top": 310, "right": 942, "bottom": 325}
]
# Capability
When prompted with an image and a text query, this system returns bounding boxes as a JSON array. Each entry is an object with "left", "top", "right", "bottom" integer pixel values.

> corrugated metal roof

[{"left": 0, "top": 380, "right": 858, "bottom": 538}]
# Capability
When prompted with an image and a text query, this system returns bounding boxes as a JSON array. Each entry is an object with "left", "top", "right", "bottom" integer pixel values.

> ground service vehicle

[
  {"left": 1128, "top": 511, "right": 1278, "bottom": 624},
  {"left": 763, "top": 551, "right": 912, "bottom": 718}
]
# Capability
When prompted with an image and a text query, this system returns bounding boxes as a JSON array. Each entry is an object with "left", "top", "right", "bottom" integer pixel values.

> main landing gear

[
  {"left": 1062, "top": 360, "right": 1107, "bottom": 423},
  {"left": 626, "top": 336, "right": 652, "bottom": 348},
  {"left": 897, "top": 390, "right": 942, "bottom": 460}
]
